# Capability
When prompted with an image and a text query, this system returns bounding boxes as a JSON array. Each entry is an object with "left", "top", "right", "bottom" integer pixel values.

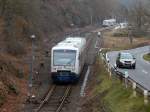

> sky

[
  {"left": 121, "top": 0, "right": 134, "bottom": 7},
  {"left": 121, "top": 0, "right": 149, "bottom": 7}
]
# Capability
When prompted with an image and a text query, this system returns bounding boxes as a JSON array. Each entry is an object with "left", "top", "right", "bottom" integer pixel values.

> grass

[
  {"left": 113, "top": 29, "right": 128, "bottom": 37},
  {"left": 143, "top": 54, "right": 150, "bottom": 61},
  {"left": 93, "top": 58, "right": 150, "bottom": 112},
  {"left": 103, "top": 30, "right": 150, "bottom": 50},
  {"left": 91, "top": 29, "right": 150, "bottom": 112}
]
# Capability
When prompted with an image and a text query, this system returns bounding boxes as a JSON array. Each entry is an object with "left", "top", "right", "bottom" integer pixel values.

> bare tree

[
  {"left": 120, "top": 0, "right": 150, "bottom": 36},
  {"left": 0, "top": 0, "right": 121, "bottom": 40}
]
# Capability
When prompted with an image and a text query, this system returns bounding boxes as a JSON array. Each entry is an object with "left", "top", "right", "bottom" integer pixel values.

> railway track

[
  {"left": 24, "top": 26, "right": 101, "bottom": 112},
  {"left": 34, "top": 85, "right": 72, "bottom": 112}
]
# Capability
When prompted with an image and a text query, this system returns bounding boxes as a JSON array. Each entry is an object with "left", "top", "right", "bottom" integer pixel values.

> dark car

[{"left": 116, "top": 52, "right": 136, "bottom": 69}]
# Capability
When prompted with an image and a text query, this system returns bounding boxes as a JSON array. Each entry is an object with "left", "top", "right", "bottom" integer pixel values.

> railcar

[
  {"left": 102, "top": 19, "right": 116, "bottom": 27},
  {"left": 51, "top": 37, "right": 86, "bottom": 83}
]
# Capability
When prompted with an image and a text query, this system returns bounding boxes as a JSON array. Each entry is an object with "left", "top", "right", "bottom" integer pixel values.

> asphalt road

[{"left": 107, "top": 46, "right": 150, "bottom": 90}]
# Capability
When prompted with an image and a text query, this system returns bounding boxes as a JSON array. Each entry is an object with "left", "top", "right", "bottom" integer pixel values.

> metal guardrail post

[
  {"left": 124, "top": 71, "right": 129, "bottom": 88},
  {"left": 144, "top": 90, "right": 148, "bottom": 105},
  {"left": 107, "top": 63, "right": 110, "bottom": 72},
  {"left": 105, "top": 54, "right": 112, "bottom": 78},
  {"left": 101, "top": 50, "right": 150, "bottom": 105},
  {"left": 132, "top": 82, "right": 137, "bottom": 97},
  {"left": 108, "top": 63, "right": 112, "bottom": 78}
]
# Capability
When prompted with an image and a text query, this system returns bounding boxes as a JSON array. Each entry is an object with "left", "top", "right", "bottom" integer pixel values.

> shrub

[
  {"left": 16, "top": 69, "right": 24, "bottom": 78},
  {"left": 0, "top": 81, "right": 7, "bottom": 107},
  {"left": 0, "top": 95, "right": 5, "bottom": 107},
  {"left": 113, "top": 29, "right": 128, "bottom": 37},
  {"left": 131, "top": 30, "right": 147, "bottom": 37},
  {"left": 8, "top": 84, "right": 19, "bottom": 95}
]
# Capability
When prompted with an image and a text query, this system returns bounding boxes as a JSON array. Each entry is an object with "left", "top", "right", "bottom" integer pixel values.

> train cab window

[{"left": 53, "top": 50, "right": 76, "bottom": 66}]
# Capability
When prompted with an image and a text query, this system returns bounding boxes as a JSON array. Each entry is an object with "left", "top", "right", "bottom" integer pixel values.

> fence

[{"left": 99, "top": 49, "right": 149, "bottom": 105}]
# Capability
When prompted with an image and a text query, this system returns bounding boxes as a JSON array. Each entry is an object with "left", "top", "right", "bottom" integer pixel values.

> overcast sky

[{"left": 121, "top": 0, "right": 134, "bottom": 6}]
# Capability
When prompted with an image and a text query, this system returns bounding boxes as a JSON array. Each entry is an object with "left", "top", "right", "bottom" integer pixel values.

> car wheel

[
  {"left": 132, "top": 65, "right": 136, "bottom": 69},
  {"left": 116, "top": 63, "right": 120, "bottom": 68}
]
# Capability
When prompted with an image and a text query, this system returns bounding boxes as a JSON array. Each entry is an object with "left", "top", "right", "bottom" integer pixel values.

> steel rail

[
  {"left": 35, "top": 85, "right": 56, "bottom": 112},
  {"left": 55, "top": 86, "right": 71, "bottom": 112}
]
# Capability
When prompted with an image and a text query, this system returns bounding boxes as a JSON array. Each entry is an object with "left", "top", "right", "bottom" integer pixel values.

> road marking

[
  {"left": 140, "top": 54, "right": 150, "bottom": 65},
  {"left": 145, "top": 62, "right": 150, "bottom": 65},
  {"left": 80, "top": 66, "right": 90, "bottom": 97},
  {"left": 142, "top": 70, "right": 148, "bottom": 74}
]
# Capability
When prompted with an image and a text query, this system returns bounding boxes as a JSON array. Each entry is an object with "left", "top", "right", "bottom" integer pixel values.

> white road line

[
  {"left": 142, "top": 70, "right": 148, "bottom": 74},
  {"left": 140, "top": 53, "right": 150, "bottom": 65},
  {"left": 80, "top": 66, "right": 90, "bottom": 97},
  {"left": 145, "top": 61, "right": 150, "bottom": 65}
]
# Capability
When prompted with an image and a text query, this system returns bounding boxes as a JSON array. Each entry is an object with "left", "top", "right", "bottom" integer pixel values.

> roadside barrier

[{"left": 99, "top": 49, "right": 149, "bottom": 105}]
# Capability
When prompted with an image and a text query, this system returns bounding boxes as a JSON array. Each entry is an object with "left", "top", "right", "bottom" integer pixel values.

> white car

[{"left": 116, "top": 52, "right": 136, "bottom": 69}]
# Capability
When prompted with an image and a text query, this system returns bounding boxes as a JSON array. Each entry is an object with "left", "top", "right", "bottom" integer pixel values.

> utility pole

[
  {"left": 28, "top": 34, "right": 36, "bottom": 100},
  {"left": 91, "top": 15, "right": 93, "bottom": 25},
  {"left": 148, "top": 45, "right": 150, "bottom": 55},
  {"left": 128, "top": 25, "right": 133, "bottom": 44}
]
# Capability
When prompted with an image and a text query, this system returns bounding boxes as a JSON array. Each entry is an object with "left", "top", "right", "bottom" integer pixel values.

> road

[{"left": 107, "top": 46, "right": 150, "bottom": 90}]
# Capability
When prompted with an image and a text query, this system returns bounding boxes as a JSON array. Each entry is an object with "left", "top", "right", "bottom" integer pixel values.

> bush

[
  {"left": 6, "top": 39, "right": 26, "bottom": 56},
  {"left": 8, "top": 84, "right": 19, "bottom": 95},
  {"left": 130, "top": 28, "right": 148, "bottom": 37},
  {"left": 0, "top": 81, "right": 6, "bottom": 107},
  {"left": 0, "top": 95, "right": 5, "bottom": 107},
  {"left": 16, "top": 69, "right": 24, "bottom": 78},
  {"left": 113, "top": 32, "right": 128, "bottom": 37},
  {"left": 113, "top": 29, "right": 128, "bottom": 37}
]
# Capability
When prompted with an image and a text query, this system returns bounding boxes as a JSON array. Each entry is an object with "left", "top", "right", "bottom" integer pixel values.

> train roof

[
  {"left": 103, "top": 19, "right": 116, "bottom": 22},
  {"left": 52, "top": 37, "right": 86, "bottom": 51},
  {"left": 65, "top": 37, "right": 86, "bottom": 42}
]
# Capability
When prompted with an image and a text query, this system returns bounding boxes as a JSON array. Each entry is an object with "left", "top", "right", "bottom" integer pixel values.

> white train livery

[
  {"left": 102, "top": 19, "right": 116, "bottom": 27},
  {"left": 51, "top": 37, "right": 86, "bottom": 83}
]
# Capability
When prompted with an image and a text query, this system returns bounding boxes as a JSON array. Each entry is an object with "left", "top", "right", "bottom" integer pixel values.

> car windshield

[
  {"left": 120, "top": 53, "right": 133, "bottom": 59},
  {"left": 53, "top": 50, "right": 76, "bottom": 66}
]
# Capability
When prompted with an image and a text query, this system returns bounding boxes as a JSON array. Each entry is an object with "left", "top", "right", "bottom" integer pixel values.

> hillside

[
  {"left": 2, "top": 0, "right": 150, "bottom": 111},
  {"left": 0, "top": 0, "right": 117, "bottom": 111},
  {"left": 0, "top": 54, "right": 28, "bottom": 111}
]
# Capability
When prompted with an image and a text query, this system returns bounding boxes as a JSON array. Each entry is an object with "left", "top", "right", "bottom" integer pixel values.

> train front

[{"left": 51, "top": 48, "right": 79, "bottom": 83}]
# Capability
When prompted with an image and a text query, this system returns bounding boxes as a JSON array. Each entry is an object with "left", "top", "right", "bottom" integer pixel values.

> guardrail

[{"left": 99, "top": 49, "right": 149, "bottom": 105}]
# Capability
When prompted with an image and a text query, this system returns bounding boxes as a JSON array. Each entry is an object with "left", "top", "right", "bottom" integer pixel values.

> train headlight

[
  {"left": 52, "top": 67, "right": 57, "bottom": 72},
  {"left": 72, "top": 68, "right": 75, "bottom": 71}
]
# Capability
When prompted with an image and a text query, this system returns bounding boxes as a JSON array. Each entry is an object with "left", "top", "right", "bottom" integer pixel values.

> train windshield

[{"left": 53, "top": 50, "right": 76, "bottom": 66}]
